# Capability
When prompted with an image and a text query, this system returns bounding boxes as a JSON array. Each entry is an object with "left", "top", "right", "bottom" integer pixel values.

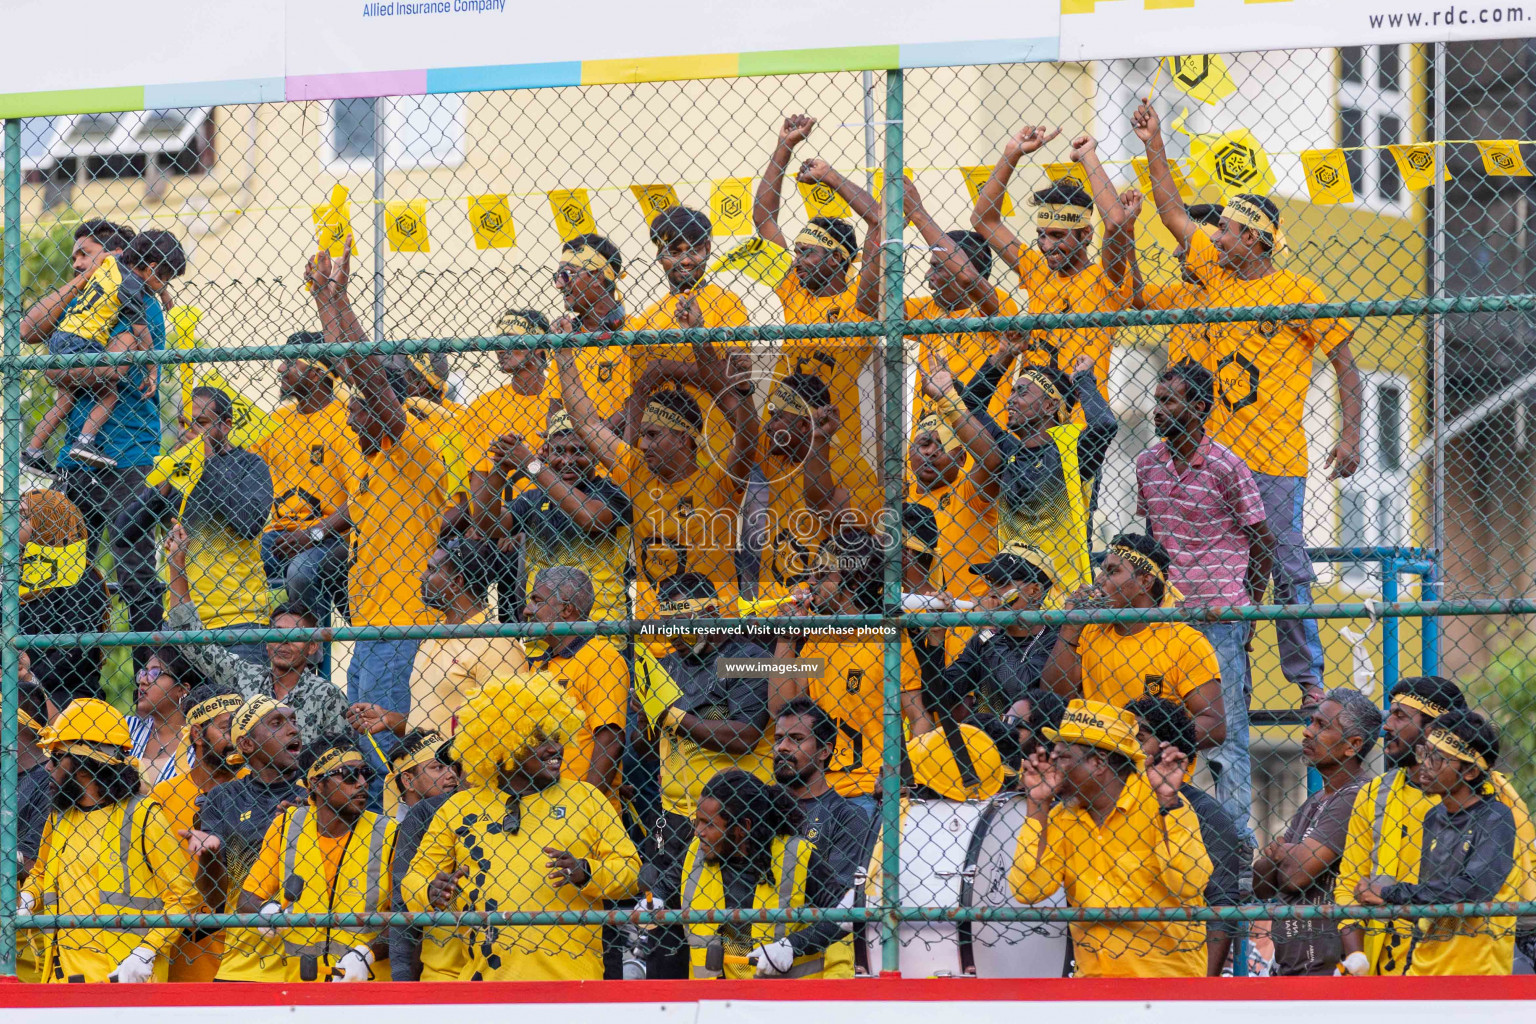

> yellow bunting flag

[
  {"left": 1389, "top": 144, "right": 1448, "bottom": 190},
  {"left": 630, "top": 184, "right": 680, "bottom": 220},
  {"left": 547, "top": 189, "right": 597, "bottom": 242},
  {"left": 1299, "top": 149, "right": 1355, "bottom": 204},
  {"left": 960, "top": 166, "right": 1013, "bottom": 216},
  {"left": 1190, "top": 127, "right": 1275, "bottom": 198},
  {"left": 798, "top": 179, "right": 851, "bottom": 219},
  {"left": 634, "top": 644, "right": 685, "bottom": 732},
  {"left": 1131, "top": 157, "right": 1195, "bottom": 203},
  {"left": 709, "top": 236, "right": 793, "bottom": 288},
  {"left": 1165, "top": 54, "right": 1237, "bottom": 106},
  {"left": 311, "top": 184, "right": 356, "bottom": 257},
  {"left": 710, "top": 177, "right": 754, "bottom": 236},
  {"left": 145, "top": 436, "right": 206, "bottom": 515},
  {"left": 872, "top": 168, "right": 915, "bottom": 204},
  {"left": 467, "top": 194, "right": 517, "bottom": 249},
  {"left": 168, "top": 305, "right": 201, "bottom": 418},
  {"left": 1043, "top": 162, "right": 1092, "bottom": 193},
  {"left": 1477, "top": 140, "right": 1531, "bottom": 177},
  {"left": 384, "top": 199, "right": 430, "bottom": 253}
]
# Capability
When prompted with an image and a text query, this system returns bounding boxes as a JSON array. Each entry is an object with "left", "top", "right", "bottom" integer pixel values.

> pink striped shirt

[{"left": 1135, "top": 437, "right": 1267, "bottom": 608}]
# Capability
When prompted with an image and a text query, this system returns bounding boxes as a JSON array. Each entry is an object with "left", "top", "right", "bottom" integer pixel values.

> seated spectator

[
  {"left": 17, "top": 488, "right": 109, "bottom": 705},
  {"left": 1355, "top": 710, "right": 1520, "bottom": 976},
  {"left": 408, "top": 537, "right": 527, "bottom": 737},
  {"left": 934, "top": 541, "right": 1059, "bottom": 720},
  {"left": 388, "top": 729, "right": 460, "bottom": 818},
  {"left": 402, "top": 674, "right": 640, "bottom": 981},
  {"left": 474, "top": 406, "right": 632, "bottom": 622},
  {"left": 257, "top": 335, "right": 352, "bottom": 646},
  {"left": 1042, "top": 532, "right": 1226, "bottom": 751},
  {"left": 1254, "top": 688, "right": 1382, "bottom": 976},
  {"left": 523, "top": 566, "right": 628, "bottom": 795},
  {"left": 241, "top": 744, "right": 396, "bottom": 982},
  {"left": 387, "top": 732, "right": 466, "bottom": 981},
  {"left": 166, "top": 523, "right": 350, "bottom": 750},
  {"left": 1009, "top": 699, "right": 1211, "bottom": 977},
  {"left": 118, "top": 385, "right": 275, "bottom": 664},
  {"left": 1126, "top": 696, "right": 1245, "bottom": 976},
  {"left": 773, "top": 697, "right": 873, "bottom": 891},
  {"left": 125, "top": 646, "right": 204, "bottom": 787},
  {"left": 641, "top": 770, "right": 854, "bottom": 979}
]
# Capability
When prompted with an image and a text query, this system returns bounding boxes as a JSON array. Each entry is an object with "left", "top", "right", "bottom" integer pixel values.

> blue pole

[{"left": 1381, "top": 557, "right": 1399, "bottom": 709}]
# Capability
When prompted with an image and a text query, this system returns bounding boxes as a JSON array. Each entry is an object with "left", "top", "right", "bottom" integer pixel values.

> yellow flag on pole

[
  {"left": 384, "top": 199, "right": 429, "bottom": 252},
  {"left": 960, "top": 166, "right": 1013, "bottom": 215},
  {"left": 312, "top": 184, "right": 356, "bottom": 257},
  {"left": 1164, "top": 55, "right": 1237, "bottom": 106},
  {"left": 1389, "top": 144, "right": 1449, "bottom": 190},
  {"left": 1477, "top": 140, "right": 1531, "bottom": 177},
  {"left": 630, "top": 184, "right": 680, "bottom": 220},
  {"left": 1043, "top": 162, "right": 1092, "bottom": 192},
  {"left": 708, "top": 236, "right": 793, "bottom": 288},
  {"left": 710, "top": 177, "right": 754, "bottom": 236},
  {"left": 547, "top": 189, "right": 597, "bottom": 242},
  {"left": 145, "top": 436, "right": 206, "bottom": 515},
  {"left": 798, "top": 179, "right": 851, "bottom": 219},
  {"left": 871, "top": 168, "right": 914, "bottom": 205},
  {"left": 1299, "top": 149, "right": 1356, "bottom": 204},
  {"left": 467, "top": 194, "right": 517, "bottom": 249},
  {"left": 1190, "top": 127, "right": 1276, "bottom": 198},
  {"left": 1131, "top": 157, "right": 1195, "bottom": 203},
  {"left": 168, "top": 305, "right": 201, "bottom": 419}
]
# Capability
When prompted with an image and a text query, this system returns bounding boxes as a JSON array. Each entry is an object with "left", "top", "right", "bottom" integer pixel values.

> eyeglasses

[{"left": 136, "top": 666, "right": 165, "bottom": 683}]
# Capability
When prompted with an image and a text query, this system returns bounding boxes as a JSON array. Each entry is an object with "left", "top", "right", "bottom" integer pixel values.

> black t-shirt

[
  {"left": 18, "top": 763, "right": 54, "bottom": 867},
  {"left": 194, "top": 772, "right": 307, "bottom": 900},
  {"left": 797, "top": 789, "right": 872, "bottom": 890}
]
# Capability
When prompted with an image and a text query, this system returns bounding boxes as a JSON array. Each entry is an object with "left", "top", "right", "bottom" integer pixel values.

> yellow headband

[
  {"left": 228, "top": 696, "right": 283, "bottom": 766},
  {"left": 914, "top": 413, "right": 960, "bottom": 452},
  {"left": 794, "top": 225, "right": 851, "bottom": 261},
  {"left": 20, "top": 539, "right": 89, "bottom": 597},
  {"left": 561, "top": 244, "right": 621, "bottom": 283},
  {"left": 498, "top": 312, "right": 541, "bottom": 336},
  {"left": 1035, "top": 204, "right": 1092, "bottom": 229},
  {"left": 19, "top": 709, "right": 45, "bottom": 736},
  {"left": 1396, "top": 693, "right": 1452, "bottom": 720},
  {"left": 642, "top": 399, "right": 701, "bottom": 439},
  {"left": 1015, "top": 368, "right": 1069, "bottom": 424},
  {"left": 389, "top": 742, "right": 443, "bottom": 780},
  {"left": 1222, "top": 197, "right": 1290, "bottom": 253},
  {"left": 187, "top": 693, "right": 245, "bottom": 728},
  {"left": 658, "top": 597, "right": 718, "bottom": 615},
  {"left": 545, "top": 406, "right": 577, "bottom": 436},
  {"left": 767, "top": 385, "right": 818, "bottom": 419},
  {"left": 1426, "top": 726, "right": 1489, "bottom": 772},
  {"left": 409, "top": 353, "right": 446, "bottom": 391},
  {"left": 307, "top": 747, "right": 367, "bottom": 785},
  {"left": 1111, "top": 545, "right": 1185, "bottom": 607}
]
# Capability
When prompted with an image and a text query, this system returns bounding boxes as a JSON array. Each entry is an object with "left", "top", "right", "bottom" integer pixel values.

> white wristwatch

[
  {"left": 307, "top": 526, "right": 328, "bottom": 543},
  {"left": 523, "top": 459, "right": 545, "bottom": 478}
]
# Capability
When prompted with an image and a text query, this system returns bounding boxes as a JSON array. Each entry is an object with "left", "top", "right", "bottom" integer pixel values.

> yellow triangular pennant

[
  {"left": 547, "top": 189, "right": 597, "bottom": 242},
  {"left": 960, "top": 166, "right": 1013, "bottom": 216},
  {"left": 1165, "top": 55, "right": 1237, "bottom": 106},
  {"left": 630, "top": 184, "right": 680, "bottom": 220},
  {"left": 798, "top": 179, "right": 851, "bottom": 219},
  {"left": 872, "top": 168, "right": 915, "bottom": 204},
  {"left": 1043, "top": 162, "right": 1092, "bottom": 192},
  {"left": 1389, "top": 144, "right": 1449, "bottom": 191},
  {"left": 384, "top": 199, "right": 430, "bottom": 253},
  {"left": 1477, "top": 140, "right": 1531, "bottom": 177},
  {"left": 467, "top": 194, "right": 517, "bottom": 249},
  {"left": 710, "top": 177, "right": 754, "bottom": 236},
  {"left": 311, "top": 184, "right": 356, "bottom": 258},
  {"left": 1299, "top": 149, "right": 1356, "bottom": 204}
]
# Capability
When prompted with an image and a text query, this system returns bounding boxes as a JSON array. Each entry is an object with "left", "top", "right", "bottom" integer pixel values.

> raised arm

[
  {"left": 555, "top": 336, "right": 625, "bottom": 471},
  {"left": 1131, "top": 102, "right": 1196, "bottom": 249},
  {"left": 753, "top": 114, "right": 816, "bottom": 250},
  {"left": 971, "top": 126, "right": 1060, "bottom": 270},
  {"left": 1070, "top": 135, "right": 1133, "bottom": 287},
  {"left": 308, "top": 243, "right": 407, "bottom": 446},
  {"left": 921, "top": 351, "right": 1003, "bottom": 499},
  {"left": 906, "top": 180, "right": 999, "bottom": 316}
]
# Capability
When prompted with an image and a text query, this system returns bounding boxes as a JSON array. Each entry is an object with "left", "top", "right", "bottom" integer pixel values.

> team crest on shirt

[
  {"left": 1256, "top": 319, "right": 1281, "bottom": 338},
  {"left": 1144, "top": 674, "right": 1166, "bottom": 697},
  {"left": 807, "top": 826, "right": 820, "bottom": 841},
  {"left": 551, "top": 806, "right": 567, "bottom": 820},
  {"left": 310, "top": 445, "right": 325, "bottom": 465},
  {"left": 845, "top": 669, "right": 864, "bottom": 694}
]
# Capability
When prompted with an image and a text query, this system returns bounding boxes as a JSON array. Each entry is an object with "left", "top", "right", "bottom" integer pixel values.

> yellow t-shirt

[
  {"left": 463, "top": 380, "right": 557, "bottom": 496},
  {"left": 907, "top": 289, "right": 1019, "bottom": 433},
  {"left": 1141, "top": 276, "right": 1211, "bottom": 367},
  {"left": 1185, "top": 231, "right": 1353, "bottom": 478},
  {"left": 1015, "top": 248, "right": 1126, "bottom": 415},
  {"left": 1078, "top": 621, "right": 1219, "bottom": 709},
  {"left": 345, "top": 429, "right": 448, "bottom": 627},
  {"left": 628, "top": 283, "right": 751, "bottom": 467},
  {"left": 534, "top": 637, "right": 631, "bottom": 789},
  {"left": 801, "top": 636, "right": 922, "bottom": 798},
  {"left": 151, "top": 770, "right": 247, "bottom": 982},
  {"left": 551, "top": 346, "right": 631, "bottom": 424},
  {"left": 909, "top": 472, "right": 998, "bottom": 664},
  {"left": 771, "top": 274, "right": 876, "bottom": 453},
  {"left": 403, "top": 396, "right": 472, "bottom": 502},
  {"left": 58, "top": 255, "right": 144, "bottom": 344},
  {"left": 757, "top": 443, "right": 882, "bottom": 595},
  {"left": 610, "top": 440, "right": 741, "bottom": 617},
  {"left": 254, "top": 400, "right": 355, "bottom": 532}
]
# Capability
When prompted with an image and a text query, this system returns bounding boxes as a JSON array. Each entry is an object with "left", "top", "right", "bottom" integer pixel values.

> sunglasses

[{"left": 320, "top": 766, "right": 368, "bottom": 785}]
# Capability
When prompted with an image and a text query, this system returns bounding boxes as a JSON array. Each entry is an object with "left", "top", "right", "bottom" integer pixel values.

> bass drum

[{"left": 856, "top": 793, "right": 1068, "bottom": 978}]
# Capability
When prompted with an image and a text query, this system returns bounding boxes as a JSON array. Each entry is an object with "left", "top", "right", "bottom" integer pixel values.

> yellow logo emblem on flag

[
  {"left": 467, "top": 194, "right": 517, "bottom": 249},
  {"left": 384, "top": 199, "right": 429, "bottom": 252},
  {"left": 1388, "top": 144, "right": 1447, "bottom": 191},
  {"left": 1477, "top": 140, "right": 1530, "bottom": 177},
  {"left": 311, "top": 184, "right": 356, "bottom": 258},
  {"left": 798, "top": 179, "right": 851, "bottom": 219},
  {"left": 1165, "top": 55, "right": 1237, "bottom": 106},
  {"left": 1299, "top": 149, "right": 1355, "bottom": 204},
  {"left": 547, "top": 188, "right": 597, "bottom": 242},
  {"left": 960, "top": 166, "right": 1013, "bottom": 216},
  {"left": 630, "top": 184, "right": 680, "bottom": 218},
  {"left": 1043, "top": 162, "right": 1092, "bottom": 192},
  {"left": 709, "top": 236, "right": 793, "bottom": 288},
  {"left": 710, "top": 177, "right": 753, "bottom": 236}
]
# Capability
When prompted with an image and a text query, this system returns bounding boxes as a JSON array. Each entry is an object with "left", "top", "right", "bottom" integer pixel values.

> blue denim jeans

[
  {"left": 347, "top": 636, "right": 421, "bottom": 811},
  {"left": 1196, "top": 620, "right": 1256, "bottom": 845},
  {"left": 1252, "top": 473, "right": 1325, "bottom": 695}
]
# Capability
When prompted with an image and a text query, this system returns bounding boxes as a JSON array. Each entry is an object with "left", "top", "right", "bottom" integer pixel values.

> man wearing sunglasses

[
  {"left": 240, "top": 745, "right": 395, "bottom": 981},
  {"left": 551, "top": 234, "right": 631, "bottom": 428}
]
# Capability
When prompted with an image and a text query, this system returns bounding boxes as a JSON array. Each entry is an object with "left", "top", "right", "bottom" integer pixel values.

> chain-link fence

[{"left": 2, "top": 41, "right": 1536, "bottom": 985}]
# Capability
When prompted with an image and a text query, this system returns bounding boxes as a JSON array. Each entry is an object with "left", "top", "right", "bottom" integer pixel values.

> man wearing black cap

[{"left": 932, "top": 540, "right": 1060, "bottom": 719}]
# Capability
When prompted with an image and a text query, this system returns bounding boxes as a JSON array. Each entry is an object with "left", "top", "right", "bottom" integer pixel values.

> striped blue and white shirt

[{"left": 126, "top": 715, "right": 195, "bottom": 787}]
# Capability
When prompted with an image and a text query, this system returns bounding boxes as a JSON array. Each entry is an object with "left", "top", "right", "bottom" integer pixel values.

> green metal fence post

[
  {"left": 1, "top": 117, "right": 25, "bottom": 979},
  {"left": 878, "top": 67, "right": 906, "bottom": 977}
]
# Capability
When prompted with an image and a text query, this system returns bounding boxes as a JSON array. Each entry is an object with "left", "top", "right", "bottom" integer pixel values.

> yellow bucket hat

[{"left": 1043, "top": 699, "right": 1146, "bottom": 770}]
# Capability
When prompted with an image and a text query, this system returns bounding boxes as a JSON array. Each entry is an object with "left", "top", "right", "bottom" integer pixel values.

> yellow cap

[
  {"left": 908, "top": 723, "right": 1005, "bottom": 801},
  {"left": 1043, "top": 699, "right": 1147, "bottom": 770}
]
